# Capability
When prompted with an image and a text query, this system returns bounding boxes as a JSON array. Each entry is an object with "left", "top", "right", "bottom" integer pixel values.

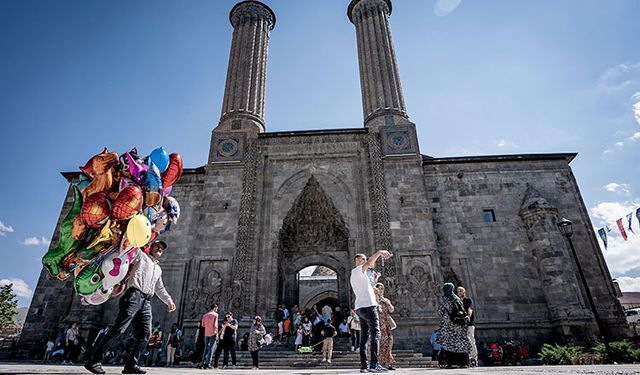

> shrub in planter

[
  {"left": 593, "top": 340, "right": 640, "bottom": 364},
  {"left": 539, "top": 343, "right": 584, "bottom": 365}
]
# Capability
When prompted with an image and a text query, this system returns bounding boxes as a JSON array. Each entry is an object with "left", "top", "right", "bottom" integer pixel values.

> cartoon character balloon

[
  {"left": 42, "top": 187, "right": 84, "bottom": 278},
  {"left": 101, "top": 246, "right": 138, "bottom": 290},
  {"left": 80, "top": 192, "right": 111, "bottom": 228},
  {"left": 143, "top": 163, "right": 163, "bottom": 207},
  {"left": 112, "top": 185, "right": 143, "bottom": 221},
  {"left": 81, "top": 148, "right": 119, "bottom": 200}
]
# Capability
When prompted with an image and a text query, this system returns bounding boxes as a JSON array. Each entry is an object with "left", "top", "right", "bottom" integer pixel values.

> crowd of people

[{"left": 33, "top": 240, "right": 485, "bottom": 374}]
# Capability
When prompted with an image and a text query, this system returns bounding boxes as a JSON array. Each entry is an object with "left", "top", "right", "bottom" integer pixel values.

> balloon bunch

[{"left": 42, "top": 147, "right": 183, "bottom": 305}]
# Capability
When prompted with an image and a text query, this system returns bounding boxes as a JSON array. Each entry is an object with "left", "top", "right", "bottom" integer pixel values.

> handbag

[
  {"left": 448, "top": 301, "right": 468, "bottom": 326},
  {"left": 388, "top": 316, "right": 397, "bottom": 330}
]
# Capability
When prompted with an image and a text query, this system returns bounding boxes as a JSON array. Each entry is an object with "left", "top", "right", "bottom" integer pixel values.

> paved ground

[{"left": 0, "top": 363, "right": 639, "bottom": 375}]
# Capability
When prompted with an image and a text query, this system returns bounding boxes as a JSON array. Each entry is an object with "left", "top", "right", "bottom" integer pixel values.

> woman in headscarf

[
  {"left": 436, "top": 283, "right": 472, "bottom": 368},
  {"left": 248, "top": 316, "right": 266, "bottom": 370},
  {"left": 375, "top": 283, "right": 396, "bottom": 370}
]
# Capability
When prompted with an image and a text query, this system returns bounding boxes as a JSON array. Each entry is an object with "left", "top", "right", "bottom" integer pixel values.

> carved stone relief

[{"left": 187, "top": 259, "right": 230, "bottom": 319}]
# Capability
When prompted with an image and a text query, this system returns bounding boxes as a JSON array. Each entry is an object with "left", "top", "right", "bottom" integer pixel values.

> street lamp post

[{"left": 557, "top": 217, "right": 613, "bottom": 362}]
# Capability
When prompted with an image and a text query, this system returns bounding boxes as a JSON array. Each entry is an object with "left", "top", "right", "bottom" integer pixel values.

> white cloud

[
  {"left": 0, "top": 278, "right": 33, "bottom": 299},
  {"left": 591, "top": 200, "right": 639, "bottom": 224},
  {"left": 434, "top": 0, "right": 462, "bottom": 16},
  {"left": 628, "top": 132, "right": 640, "bottom": 141},
  {"left": 493, "top": 139, "right": 518, "bottom": 150},
  {"left": 0, "top": 220, "right": 14, "bottom": 236},
  {"left": 616, "top": 141, "right": 625, "bottom": 147},
  {"left": 615, "top": 276, "right": 640, "bottom": 292},
  {"left": 599, "top": 63, "right": 640, "bottom": 90},
  {"left": 604, "top": 183, "right": 631, "bottom": 194},
  {"left": 20, "top": 236, "right": 51, "bottom": 246},
  {"left": 633, "top": 93, "right": 640, "bottom": 125}
]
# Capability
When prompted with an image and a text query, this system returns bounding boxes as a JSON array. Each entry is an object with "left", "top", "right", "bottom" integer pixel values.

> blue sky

[{"left": 1, "top": 0, "right": 640, "bottom": 307}]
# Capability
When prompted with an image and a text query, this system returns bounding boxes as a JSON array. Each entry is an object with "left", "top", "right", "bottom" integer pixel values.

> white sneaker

[
  {"left": 328, "top": 359, "right": 332, "bottom": 364},
  {"left": 351, "top": 346, "right": 355, "bottom": 352},
  {"left": 322, "top": 358, "right": 327, "bottom": 362}
]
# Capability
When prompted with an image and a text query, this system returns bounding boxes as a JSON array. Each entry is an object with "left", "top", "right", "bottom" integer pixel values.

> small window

[{"left": 483, "top": 209, "right": 496, "bottom": 223}]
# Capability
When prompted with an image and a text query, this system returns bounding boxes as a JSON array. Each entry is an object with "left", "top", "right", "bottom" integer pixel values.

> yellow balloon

[{"left": 126, "top": 214, "right": 151, "bottom": 247}]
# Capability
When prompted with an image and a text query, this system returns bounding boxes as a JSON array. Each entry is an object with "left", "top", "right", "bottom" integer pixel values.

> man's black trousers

[{"left": 89, "top": 288, "right": 152, "bottom": 369}]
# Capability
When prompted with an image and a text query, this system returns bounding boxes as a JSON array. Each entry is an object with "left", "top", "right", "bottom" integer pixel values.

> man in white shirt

[
  {"left": 350, "top": 250, "right": 392, "bottom": 373},
  {"left": 85, "top": 240, "right": 176, "bottom": 375}
]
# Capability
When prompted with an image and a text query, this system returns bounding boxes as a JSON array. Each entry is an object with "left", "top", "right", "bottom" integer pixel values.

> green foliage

[
  {"left": 539, "top": 343, "right": 584, "bottom": 365},
  {"left": 0, "top": 284, "right": 18, "bottom": 330},
  {"left": 594, "top": 340, "right": 640, "bottom": 364}
]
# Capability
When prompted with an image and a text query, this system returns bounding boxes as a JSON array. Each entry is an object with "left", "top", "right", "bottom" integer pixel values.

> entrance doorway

[{"left": 298, "top": 265, "right": 338, "bottom": 311}]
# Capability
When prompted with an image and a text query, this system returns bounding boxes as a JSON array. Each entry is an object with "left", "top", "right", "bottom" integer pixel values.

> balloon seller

[
  {"left": 85, "top": 239, "right": 176, "bottom": 374},
  {"left": 39, "top": 146, "right": 183, "bottom": 373}
]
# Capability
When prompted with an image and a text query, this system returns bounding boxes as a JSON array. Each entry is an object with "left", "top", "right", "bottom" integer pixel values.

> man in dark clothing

[
  {"left": 321, "top": 320, "right": 338, "bottom": 364},
  {"left": 457, "top": 286, "right": 477, "bottom": 366},
  {"left": 213, "top": 312, "right": 238, "bottom": 369},
  {"left": 84, "top": 241, "right": 176, "bottom": 375}
]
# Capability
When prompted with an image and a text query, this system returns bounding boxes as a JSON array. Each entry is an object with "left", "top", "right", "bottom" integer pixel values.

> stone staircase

[{"left": 225, "top": 338, "right": 437, "bottom": 369}]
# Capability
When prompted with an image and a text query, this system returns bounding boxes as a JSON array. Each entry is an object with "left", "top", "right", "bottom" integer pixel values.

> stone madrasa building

[{"left": 22, "top": 0, "right": 629, "bottom": 350}]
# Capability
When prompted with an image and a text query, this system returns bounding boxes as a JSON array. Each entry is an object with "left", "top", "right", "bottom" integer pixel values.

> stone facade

[{"left": 21, "top": 0, "right": 629, "bottom": 353}]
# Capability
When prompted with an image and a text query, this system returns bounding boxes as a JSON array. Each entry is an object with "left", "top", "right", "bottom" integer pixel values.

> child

[
  {"left": 295, "top": 326, "right": 303, "bottom": 351},
  {"left": 320, "top": 319, "right": 337, "bottom": 364},
  {"left": 44, "top": 338, "right": 55, "bottom": 362}
]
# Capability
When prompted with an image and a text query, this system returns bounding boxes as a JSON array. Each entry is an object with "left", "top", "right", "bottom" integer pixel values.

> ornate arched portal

[{"left": 277, "top": 176, "right": 351, "bottom": 309}]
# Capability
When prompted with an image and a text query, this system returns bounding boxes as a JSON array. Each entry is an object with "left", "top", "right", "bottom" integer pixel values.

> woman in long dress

[
  {"left": 375, "top": 283, "right": 396, "bottom": 370},
  {"left": 436, "top": 283, "right": 472, "bottom": 368},
  {"left": 248, "top": 316, "right": 266, "bottom": 370}
]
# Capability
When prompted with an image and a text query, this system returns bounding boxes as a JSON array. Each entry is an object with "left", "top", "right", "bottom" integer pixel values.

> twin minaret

[{"left": 215, "top": 0, "right": 409, "bottom": 135}]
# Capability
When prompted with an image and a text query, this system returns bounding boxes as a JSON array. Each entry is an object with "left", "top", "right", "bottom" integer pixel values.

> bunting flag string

[
  {"left": 598, "top": 228, "right": 608, "bottom": 250},
  {"left": 616, "top": 218, "right": 628, "bottom": 241},
  {"left": 627, "top": 212, "right": 635, "bottom": 235},
  {"left": 595, "top": 207, "right": 640, "bottom": 249}
]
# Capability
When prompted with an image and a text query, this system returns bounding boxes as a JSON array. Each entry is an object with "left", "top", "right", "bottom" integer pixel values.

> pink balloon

[{"left": 127, "top": 153, "right": 148, "bottom": 183}]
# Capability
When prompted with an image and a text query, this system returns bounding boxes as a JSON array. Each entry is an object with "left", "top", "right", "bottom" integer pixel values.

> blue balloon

[{"left": 149, "top": 147, "right": 169, "bottom": 173}]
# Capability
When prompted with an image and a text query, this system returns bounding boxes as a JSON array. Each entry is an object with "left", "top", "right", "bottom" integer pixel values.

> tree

[{"left": 0, "top": 283, "right": 18, "bottom": 330}]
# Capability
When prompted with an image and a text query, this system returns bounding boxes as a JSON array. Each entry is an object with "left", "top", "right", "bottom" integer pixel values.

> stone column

[
  {"left": 217, "top": 1, "right": 275, "bottom": 135},
  {"left": 348, "top": 0, "right": 409, "bottom": 129},
  {"left": 519, "top": 185, "right": 593, "bottom": 337}
]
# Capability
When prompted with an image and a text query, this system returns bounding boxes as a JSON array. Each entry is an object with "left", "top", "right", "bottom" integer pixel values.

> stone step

[{"left": 214, "top": 349, "right": 438, "bottom": 369}]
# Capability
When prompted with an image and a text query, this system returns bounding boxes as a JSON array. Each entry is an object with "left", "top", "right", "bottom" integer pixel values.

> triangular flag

[
  {"left": 598, "top": 228, "right": 608, "bottom": 249},
  {"left": 616, "top": 218, "right": 628, "bottom": 240},
  {"left": 627, "top": 212, "right": 636, "bottom": 235},
  {"left": 636, "top": 208, "right": 640, "bottom": 231}
]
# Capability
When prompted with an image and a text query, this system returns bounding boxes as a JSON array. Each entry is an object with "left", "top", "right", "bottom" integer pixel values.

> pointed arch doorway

[{"left": 277, "top": 175, "right": 352, "bottom": 310}]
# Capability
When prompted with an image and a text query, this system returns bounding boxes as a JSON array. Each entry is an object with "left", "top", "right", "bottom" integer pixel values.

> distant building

[
  {"left": 619, "top": 292, "right": 640, "bottom": 310},
  {"left": 21, "top": 0, "right": 629, "bottom": 352}
]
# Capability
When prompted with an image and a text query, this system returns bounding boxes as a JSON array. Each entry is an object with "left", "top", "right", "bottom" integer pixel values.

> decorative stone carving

[
  {"left": 380, "top": 125, "right": 419, "bottom": 156},
  {"left": 230, "top": 1, "right": 276, "bottom": 30},
  {"left": 211, "top": 133, "right": 246, "bottom": 162},
  {"left": 366, "top": 133, "right": 397, "bottom": 301},
  {"left": 226, "top": 140, "right": 260, "bottom": 315},
  {"left": 188, "top": 264, "right": 225, "bottom": 319},
  {"left": 279, "top": 175, "right": 349, "bottom": 252}
]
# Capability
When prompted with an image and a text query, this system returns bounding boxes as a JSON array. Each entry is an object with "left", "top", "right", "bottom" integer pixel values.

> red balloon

[
  {"left": 112, "top": 185, "right": 143, "bottom": 221},
  {"left": 161, "top": 153, "right": 183, "bottom": 188},
  {"left": 81, "top": 192, "right": 110, "bottom": 228}
]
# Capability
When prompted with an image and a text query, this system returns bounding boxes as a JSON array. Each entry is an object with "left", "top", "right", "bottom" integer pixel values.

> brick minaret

[
  {"left": 348, "top": 0, "right": 409, "bottom": 129},
  {"left": 216, "top": 1, "right": 275, "bottom": 135}
]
